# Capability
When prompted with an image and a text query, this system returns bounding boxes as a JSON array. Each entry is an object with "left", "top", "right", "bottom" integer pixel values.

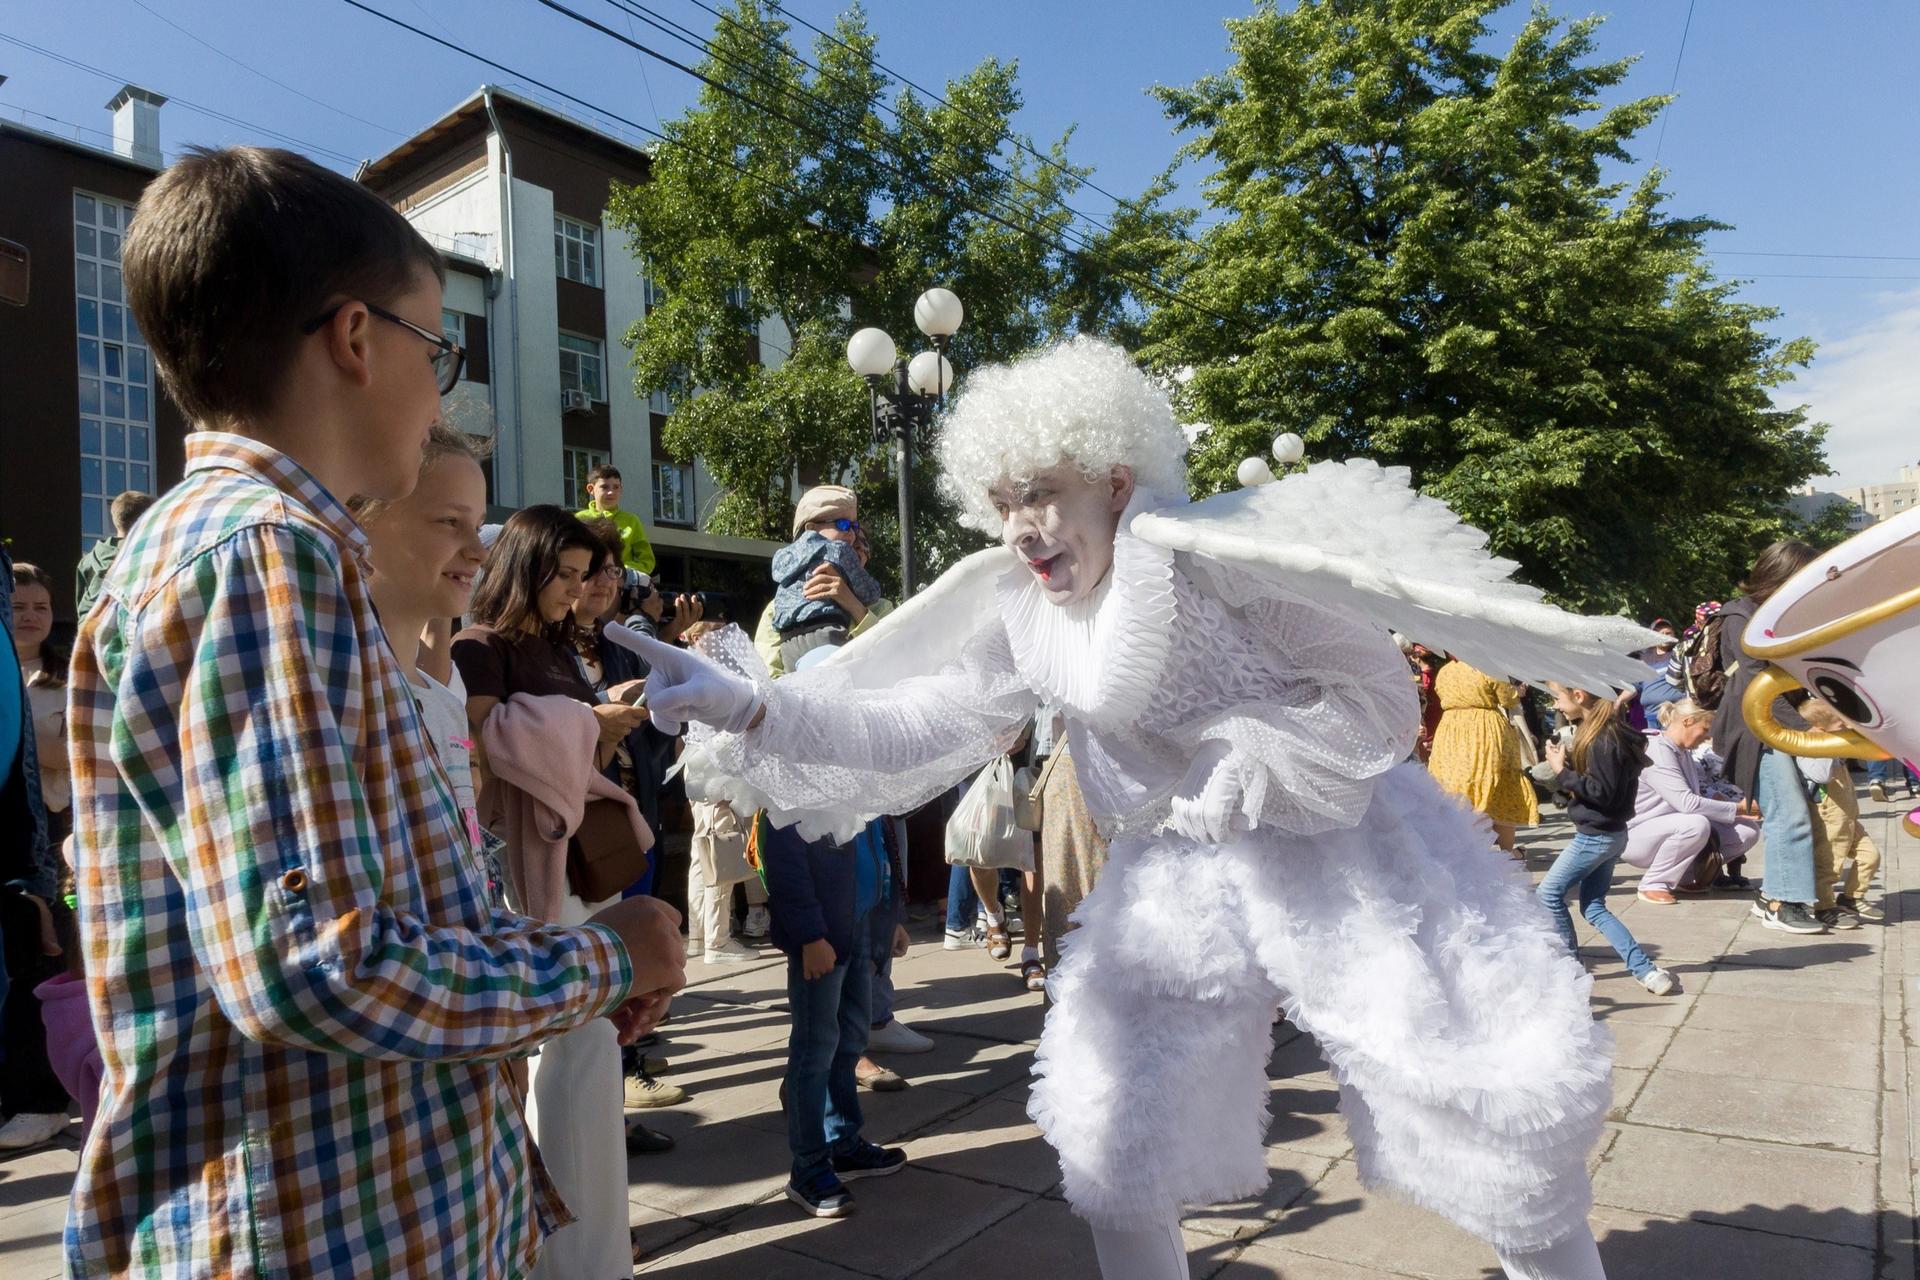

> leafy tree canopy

[{"left": 1136, "top": 0, "right": 1827, "bottom": 617}]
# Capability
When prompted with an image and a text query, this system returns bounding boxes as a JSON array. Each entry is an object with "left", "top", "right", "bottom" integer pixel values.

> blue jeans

[
  {"left": 1755, "top": 747, "right": 1817, "bottom": 904},
  {"left": 944, "top": 863, "right": 977, "bottom": 933},
  {"left": 785, "top": 918, "right": 873, "bottom": 1181},
  {"left": 1537, "top": 830, "right": 1654, "bottom": 979}
]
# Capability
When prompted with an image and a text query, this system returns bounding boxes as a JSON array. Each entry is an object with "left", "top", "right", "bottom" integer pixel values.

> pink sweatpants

[{"left": 1622, "top": 813, "right": 1759, "bottom": 892}]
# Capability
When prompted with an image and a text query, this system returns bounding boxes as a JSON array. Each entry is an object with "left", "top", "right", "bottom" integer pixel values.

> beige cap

[{"left": 791, "top": 484, "right": 859, "bottom": 537}]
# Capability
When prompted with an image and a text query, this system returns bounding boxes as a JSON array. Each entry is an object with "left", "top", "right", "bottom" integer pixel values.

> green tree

[
  {"left": 1137, "top": 0, "right": 1827, "bottom": 616},
  {"left": 606, "top": 0, "right": 1169, "bottom": 591}
]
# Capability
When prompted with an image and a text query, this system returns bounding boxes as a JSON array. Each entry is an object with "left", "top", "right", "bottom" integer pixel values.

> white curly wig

[{"left": 935, "top": 336, "right": 1189, "bottom": 533}]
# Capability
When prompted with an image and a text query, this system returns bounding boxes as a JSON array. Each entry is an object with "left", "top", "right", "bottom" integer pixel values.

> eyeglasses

[
  {"left": 594, "top": 563, "right": 624, "bottom": 580},
  {"left": 810, "top": 517, "right": 860, "bottom": 534},
  {"left": 301, "top": 301, "right": 466, "bottom": 395}
]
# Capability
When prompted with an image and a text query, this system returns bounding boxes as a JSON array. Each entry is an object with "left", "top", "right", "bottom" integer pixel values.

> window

[
  {"left": 75, "top": 190, "right": 153, "bottom": 546},
  {"left": 441, "top": 309, "right": 465, "bottom": 348},
  {"left": 563, "top": 446, "right": 609, "bottom": 509},
  {"left": 650, "top": 410, "right": 692, "bottom": 525},
  {"left": 652, "top": 461, "right": 692, "bottom": 525},
  {"left": 554, "top": 215, "right": 600, "bottom": 287},
  {"left": 641, "top": 267, "right": 666, "bottom": 314},
  {"left": 726, "top": 284, "right": 760, "bottom": 364},
  {"left": 558, "top": 332, "right": 605, "bottom": 401}
]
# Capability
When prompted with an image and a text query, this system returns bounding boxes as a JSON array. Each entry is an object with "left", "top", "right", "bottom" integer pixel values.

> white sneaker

[
  {"left": 704, "top": 939, "right": 759, "bottom": 964},
  {"left": 866, "top": 1019, "right": 935, "bottom": 1054},
  {"left": 740, "top": 906, "right": 771, "bottom": 939},
  {"left": 0, "top": 1112, "right": 70, "bottom": 1152},
  {"left": 1638, "top": 967, "right": 1679, "bottom": 997},
  {"left": 943, "top": 923, "right": 984, "bottom": 951}
]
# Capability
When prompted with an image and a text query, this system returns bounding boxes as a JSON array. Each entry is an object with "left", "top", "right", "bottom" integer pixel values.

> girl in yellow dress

[{"left": 1427, "top": 659, "right": 1540, "bottom": 853}]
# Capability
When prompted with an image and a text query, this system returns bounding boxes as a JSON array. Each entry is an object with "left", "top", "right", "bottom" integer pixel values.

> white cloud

[{"left": 1779, "top": 288, "right": 1920, "bottom": 490}]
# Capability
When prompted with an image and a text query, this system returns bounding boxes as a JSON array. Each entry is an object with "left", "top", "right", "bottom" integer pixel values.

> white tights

[
  {"left": 1088, "top": 1220, "right": 1605, "bottom": 1280},
  {"left": 1497, "top": 1225, "right": 1608, "bottom": 1280}
]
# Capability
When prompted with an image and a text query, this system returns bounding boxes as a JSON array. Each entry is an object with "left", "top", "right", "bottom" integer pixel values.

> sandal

[
  {"left": 1021, "top": 958, "right": 1047, "bottom": 992},
  {"left": 986, "top": 924, "right": 1012, "bottom": 961}
]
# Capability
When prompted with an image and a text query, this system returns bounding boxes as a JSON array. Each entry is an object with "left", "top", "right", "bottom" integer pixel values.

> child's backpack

[{"left": 1678, "top": 613, "right": 1728, "bottom": 710}]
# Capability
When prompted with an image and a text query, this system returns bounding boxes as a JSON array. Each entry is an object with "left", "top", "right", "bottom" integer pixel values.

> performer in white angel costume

[{"left": 616, "top": 338, "right": 1662, "bottom": 1280}]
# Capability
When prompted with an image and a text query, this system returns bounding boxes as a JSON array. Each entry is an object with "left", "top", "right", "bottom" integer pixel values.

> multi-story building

[
  {"left": 1835, "top": 463, "right": 1920, "bottom": 526},
  {"left": 357, "top": 86, "right": 784, "bottom": 603},
  {"left": 1786, "top": 488, "right": 1875, "bottom": 533},
  {"left": 0, "top": 86, "right": 188, "bottom": 618}
]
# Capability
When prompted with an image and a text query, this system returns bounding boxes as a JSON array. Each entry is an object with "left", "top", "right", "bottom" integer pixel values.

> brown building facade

[{"left": 1, "top": 96, "right": 187, "bottom": 622}]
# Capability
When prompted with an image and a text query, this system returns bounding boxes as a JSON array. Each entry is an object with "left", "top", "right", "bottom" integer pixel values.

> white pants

[
  {"left": 527, "top": 893, "right": 630, "bottom": 1280},
  {"left": 1622, "top": 812, "right": 1759, "bottom": 891},
  {"left": 686, "top": 858, "right": 763, "bottom": 950}
]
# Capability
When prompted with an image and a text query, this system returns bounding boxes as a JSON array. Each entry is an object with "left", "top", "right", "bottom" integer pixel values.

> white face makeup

[{"left": 988, "top": 463, "right": 1133, "bottom": 606}]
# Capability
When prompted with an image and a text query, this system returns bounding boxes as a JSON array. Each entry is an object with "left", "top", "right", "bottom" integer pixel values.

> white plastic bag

[{"left": 945, "top": 756, "right": 1034, "bottom": 871}]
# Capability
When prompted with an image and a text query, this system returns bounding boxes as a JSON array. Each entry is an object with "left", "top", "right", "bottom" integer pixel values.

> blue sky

[{"left": 3, "top": 0, "right": 1915, "bottom": 488}]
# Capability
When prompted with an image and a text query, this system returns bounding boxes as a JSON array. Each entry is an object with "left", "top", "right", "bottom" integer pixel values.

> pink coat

[{"left": 480, "top": 693, "right": 653, "bottom": 920}]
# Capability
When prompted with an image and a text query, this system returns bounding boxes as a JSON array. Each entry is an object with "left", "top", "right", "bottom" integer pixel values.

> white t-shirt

[{"left": 410, "top": 665, "right": 479, "bottom": 845}]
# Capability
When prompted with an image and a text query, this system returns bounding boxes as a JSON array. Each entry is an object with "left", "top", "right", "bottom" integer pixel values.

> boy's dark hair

[
  {"left": 586, "top": 465, "right": 622, "bottom": 484},
  {"left": 109, "top": 490, "right": 156, "bottom": 535},
  {"left": 123, "top": 146, "right": 444, "bottom": 428},
  {"left": 468, "top": 505, "right": 606, "bottom": 642}
]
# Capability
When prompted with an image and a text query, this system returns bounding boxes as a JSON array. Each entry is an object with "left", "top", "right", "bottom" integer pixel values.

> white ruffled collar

[{"left": 994, "top": 490, "right": 1178, "bottom": 726}]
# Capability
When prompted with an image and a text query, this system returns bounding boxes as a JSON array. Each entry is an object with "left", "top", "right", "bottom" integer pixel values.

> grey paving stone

[
  {"left": 1685, "top": 992, "right": 1880, "bottom": 1044},
  {"left": 1606, "top": 1021, "right": 1675, "bottom": 1072},
  {"left": 1242, "top": 1159, "right": 1507, "bottom": 1278},
  {"left": 1592, "top": 1125, "right": 1878, "bottom": 1248},
  {"left": 899, "top": 1095, "right": 1061, "bottom": 1194},
  {"left": 1589, "top": 1203, "right": 1877, "bottom": 1280},
  {"left": 1627, "top": 1066, "right": 1878, "bottom": 1153},
  {"left": 1659, "top": 1024, "right": 1880, "bottom": 1091}
]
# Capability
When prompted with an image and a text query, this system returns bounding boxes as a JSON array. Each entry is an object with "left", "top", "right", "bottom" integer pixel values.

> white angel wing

[{"left": 1131, "top": 458, "right": 1662, "bottom": 691}]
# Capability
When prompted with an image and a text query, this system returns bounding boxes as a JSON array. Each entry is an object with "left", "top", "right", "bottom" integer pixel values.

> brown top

[{"left": 451, "top": 623, "right": 597, "bottom": 706}]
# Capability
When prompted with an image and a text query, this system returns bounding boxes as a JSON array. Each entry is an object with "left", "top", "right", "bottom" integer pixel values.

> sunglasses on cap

[{"left": 811, "top": 517, "right": 861, "bottom": 534}]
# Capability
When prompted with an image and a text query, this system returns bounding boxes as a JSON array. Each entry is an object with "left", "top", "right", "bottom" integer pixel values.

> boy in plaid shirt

[{"left": 65, "top": 146, "right": 685, "bottom": 1279}]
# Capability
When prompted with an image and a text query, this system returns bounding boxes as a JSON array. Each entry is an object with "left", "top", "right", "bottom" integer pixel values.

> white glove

[
  {"left": 1168, "top": 741, "right": 1251, "bottom": 845},
  {"left": 601, "top": 623, "right": 763, "bottom": 737}
]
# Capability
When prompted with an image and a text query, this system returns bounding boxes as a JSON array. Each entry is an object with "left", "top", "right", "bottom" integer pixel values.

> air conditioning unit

[{"left": 561, "top": 388, "right": 593, "bottom": 414}]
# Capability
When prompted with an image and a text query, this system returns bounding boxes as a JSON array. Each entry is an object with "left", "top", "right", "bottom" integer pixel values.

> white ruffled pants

[{"left": 1029, "top": 763, "right": 1612, "bottom": 1259}]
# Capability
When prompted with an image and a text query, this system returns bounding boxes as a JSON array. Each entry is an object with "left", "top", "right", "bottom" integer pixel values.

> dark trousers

[
  {"left": 0, "top": 890, "right": 70, "bottom": 1117},
  {"left": 784, "top": 917, "right": 872, "bottom": 1181}
]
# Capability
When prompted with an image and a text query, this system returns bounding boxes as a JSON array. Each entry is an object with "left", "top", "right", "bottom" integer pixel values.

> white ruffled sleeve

[
  {"left": 1170, "top": 570, "right": 1423, "bottom": 837},
  {"left": 681, "top": 621, "right": 1040, "bottom": 843}
]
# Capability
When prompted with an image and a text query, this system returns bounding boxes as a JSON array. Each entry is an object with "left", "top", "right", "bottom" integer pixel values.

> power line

[
  {"left": 659, "top": 0, "right": 1126, "bottom": 244},
  {"left": 1712, "top": 250, "right": 1920, "bottom": 263},
  {"left": 764, "top": 0, "right": 1135, "bottom": 210},
  {"left": 1651, "top": 0, "right": 1696, "bottom": 165},
  {"left": 126, "top": 0, "right": 407, "bottom": 138},
  {"left": 0, "top": 100, "right": 183, "bottom": 161},
  {"left": 595, "top": 0, "right": 1125, "bottom": 264},
  {"left": 0, "top": 32, "right": 364, "bottom": 166},
  {"left": 528, "top": 0, "right": 1237, "bottom": 327},
  {"left": 1733, "top": 273, "right": 1920, "bottom": 281}
]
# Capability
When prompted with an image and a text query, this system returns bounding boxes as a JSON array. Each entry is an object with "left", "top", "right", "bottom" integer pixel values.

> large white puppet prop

[
  {"left": 1737, "top": 504, "right": 1920, "bottom": 838},
  {"left": 622, "top": 338, "right": 1657, "bottom": 1280}
]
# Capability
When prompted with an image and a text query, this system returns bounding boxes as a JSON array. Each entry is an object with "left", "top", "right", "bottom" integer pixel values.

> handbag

[
  {"left": 566, "top": 796, "right": 654, "bottom": 902},
  {"left": 1014, "top": 748, "right": 1067, "bottom": 833},
  {"left": 693, "top": 801, "right": 754, "bottom": 885},
  {"left": 945, "top": 755, "right": 1035, "bottom": 871},
  {"left": 1676, "top": 829, "right": 1724, "bottom": 894}
]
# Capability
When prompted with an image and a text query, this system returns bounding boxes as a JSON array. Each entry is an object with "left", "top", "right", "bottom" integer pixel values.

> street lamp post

[{"left": 845, "top": 286, "right": 963, "bottom": 597}]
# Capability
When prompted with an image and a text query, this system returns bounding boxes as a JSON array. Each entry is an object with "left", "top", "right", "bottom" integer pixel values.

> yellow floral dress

[{"left": 1425, "top": 661, "right": 1539, "bottom": 827}]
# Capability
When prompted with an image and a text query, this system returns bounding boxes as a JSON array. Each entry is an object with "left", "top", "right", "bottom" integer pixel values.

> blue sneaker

[
  {"left": 786, "top": 1167, "right": 854, "bottom": 1217},
  {"left": 830, "top": 1141, "right": 908, "bottom": 1181}
]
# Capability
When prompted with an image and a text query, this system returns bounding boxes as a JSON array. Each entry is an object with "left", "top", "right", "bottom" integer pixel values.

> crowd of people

[
  {"left": 0, "top": 141, "right": 1911, "bottom": 1280},
  {"left": 1410, "top": 539, "right": 1912, "bottom": 1006}
]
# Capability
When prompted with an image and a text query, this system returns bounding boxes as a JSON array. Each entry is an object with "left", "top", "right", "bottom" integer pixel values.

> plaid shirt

[{"left": 66, "top": 434, "right": 633, "bottom": 1278}]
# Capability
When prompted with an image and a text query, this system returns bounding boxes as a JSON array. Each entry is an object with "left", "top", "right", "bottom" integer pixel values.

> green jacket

[
  {"left": 575, "top": 506, "right": 656, "bottom": 575},
  {"left": 75, "top": 536, "right": 122, "bottom": 617}
]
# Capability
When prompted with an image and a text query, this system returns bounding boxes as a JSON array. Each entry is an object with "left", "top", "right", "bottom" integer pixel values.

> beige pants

[{"left": 1815, "top": 768, "right": 1882, "bottom": 910}]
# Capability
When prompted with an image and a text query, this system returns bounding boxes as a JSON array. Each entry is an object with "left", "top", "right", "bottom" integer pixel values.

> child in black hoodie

[{"left": 1533, "top": 683, "right": 1679, "bottom": 996}]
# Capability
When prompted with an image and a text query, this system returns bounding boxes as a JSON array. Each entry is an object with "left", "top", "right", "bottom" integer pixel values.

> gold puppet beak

[{"left": 1741, "top": 666, "right": 1890, "bottom": 760}]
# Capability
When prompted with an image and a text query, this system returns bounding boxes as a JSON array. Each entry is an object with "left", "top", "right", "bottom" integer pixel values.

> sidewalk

[{"left": 2, "top": 792, "right": 1915, "bottom": 1278}]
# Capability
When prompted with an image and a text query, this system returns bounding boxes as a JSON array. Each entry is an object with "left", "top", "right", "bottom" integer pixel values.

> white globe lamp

[
  {"left": 913, "top": 287, "right": 965, "bottom": 339},
  {"left": 1236, "top": 456, "right": 1275, "bottom": 488},
  {"left": 906, "top": 350, "right": 955, "bottom": 397},
  {"left": 846, "top": 327, "right": 897, "bottom": 378},
  {"left": 1272, "top": 432, "right": 1306, "bottom": 466}
]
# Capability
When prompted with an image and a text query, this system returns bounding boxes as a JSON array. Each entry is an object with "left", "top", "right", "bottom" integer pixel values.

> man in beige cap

[{"left": 752, "top": 485, "right": 894, "bottom": 678}]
